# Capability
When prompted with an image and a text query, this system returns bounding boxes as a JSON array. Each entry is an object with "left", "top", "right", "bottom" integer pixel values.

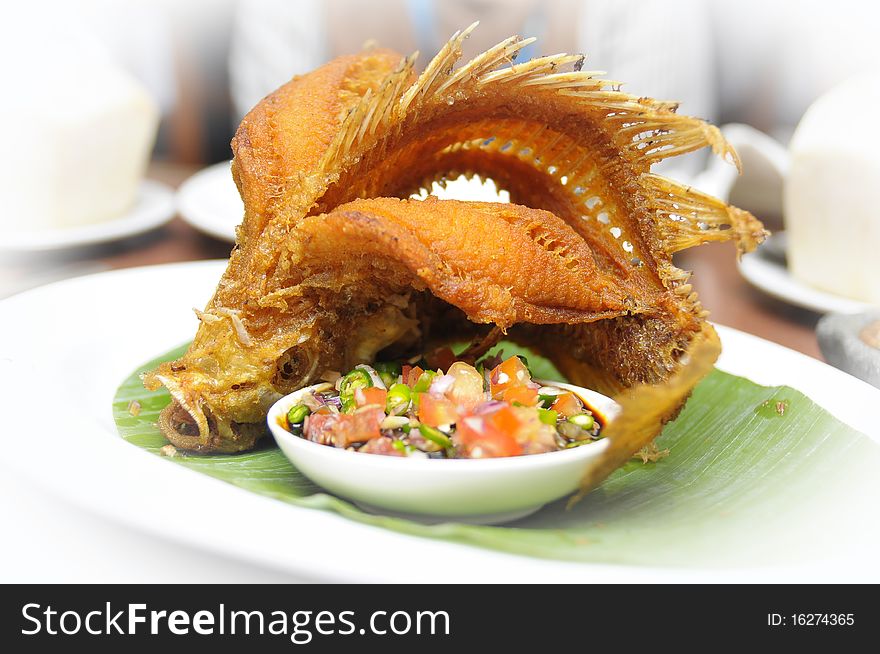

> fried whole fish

[{"left": 144, "top": 26, "right": 765, "bottom": 490}]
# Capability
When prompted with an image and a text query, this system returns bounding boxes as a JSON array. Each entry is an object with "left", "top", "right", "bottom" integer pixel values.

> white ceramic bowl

[{"left": 267, "top": 380, "right": 620, "bottom": 524}]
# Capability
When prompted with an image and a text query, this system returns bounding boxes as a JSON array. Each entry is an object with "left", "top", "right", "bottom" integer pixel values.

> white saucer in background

[
  {"left": 176, "top": 161, "right": 242, "bottom": 242},
  {"left": 0, "top": 179, "right": 175, "bottom": 253},
  {"left": 739, "top": 232, "right": 876, "bottom": 315},
  {"left": 693, "top": 124, "right": 877, "bottom": 316}
]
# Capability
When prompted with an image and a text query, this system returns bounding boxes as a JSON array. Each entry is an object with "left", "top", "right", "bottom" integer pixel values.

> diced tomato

[
  {"left": 550, "top": 392, "right": 583, "bottom": 417},
  {"left": 359, "top": 436, "right": 404, "bottom": 456},
  {"left": 307, "top": 408, "right": 383, "bottom": 448},
  {"left": 303, "top": 413, "right": 337, "bottom": 445},
  {"left": 508, "top": 406, "right": 558, "bottom": 454},
  {"left": 489, "top": 356, "right": 532, "bottom": 399},
  {"left": 418, "top": 393, "right": 459, "bottom": 427},
  {"left": 406, "top": 365, "right": 425, "bottom": 388},
  {"left": 340, "top": 407, "right": 384, "bottom": 447},
  {"left": 355, "top": 386, "right": 387, "bottom": 408},
  {"left": 502, "top": 385, "right": 539, "bottom": 406},
  {"left": 446, "top": 361, "right": 485, "bottom": 410},
  {"left": 487, "top": 405, "right": 523, "bottom": 436},
  {"left": 456, "top": 413, "right": 522, "bottom": 458},
  {"left": 426, "top": 347, "right": 456, "bottom": 372}
]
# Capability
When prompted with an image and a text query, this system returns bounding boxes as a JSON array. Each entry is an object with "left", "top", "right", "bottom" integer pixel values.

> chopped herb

[{"left": 286, "top": 404, "right": 311, "bottom": 426}]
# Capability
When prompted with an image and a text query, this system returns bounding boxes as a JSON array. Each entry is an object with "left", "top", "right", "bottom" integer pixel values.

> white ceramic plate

[
  {"left": 1, "top": 260, "right": 879, "bottom": 582},
  {"left": 739, "top": 232, "right": 876, "bottom": 315},
  {"left": 176, "top": 161, "right": 243, "bottom": 242},
  {"left": 0, "top": 180, "right": 176, "bottom": 252}
]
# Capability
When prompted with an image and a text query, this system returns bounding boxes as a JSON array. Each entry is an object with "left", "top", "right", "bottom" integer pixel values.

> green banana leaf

[{"left": 113, "top": 342, "right": 879, "bottom": 568}]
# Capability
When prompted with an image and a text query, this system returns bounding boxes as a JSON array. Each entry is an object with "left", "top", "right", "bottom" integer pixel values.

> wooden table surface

[{"left": 75, "top": 160, "right": 824, "bottom": 360}]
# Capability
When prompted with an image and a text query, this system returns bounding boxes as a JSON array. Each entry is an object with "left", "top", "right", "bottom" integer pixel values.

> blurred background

[
  {"left": 1, "top": 0, "right": 879, "bottom": 370},
  {"left": 3, "top": 0, "right": 873, "bottom": 165}
]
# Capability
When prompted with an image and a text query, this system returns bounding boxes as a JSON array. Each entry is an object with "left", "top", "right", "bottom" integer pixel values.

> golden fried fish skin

[{"left": 144, "top": 26, "right": 765, "bottom": 490}]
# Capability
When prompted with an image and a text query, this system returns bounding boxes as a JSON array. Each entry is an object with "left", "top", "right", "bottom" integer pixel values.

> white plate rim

[
  {"left": 0, "top": 179, "right": 176, "bottom": 252},
  {"left": 176, "top": 161, "right": 240, "bottom": 242},
  {"left": 1, "top": 260, "right": 879, "bottom": 583}
]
